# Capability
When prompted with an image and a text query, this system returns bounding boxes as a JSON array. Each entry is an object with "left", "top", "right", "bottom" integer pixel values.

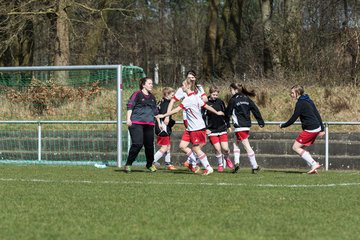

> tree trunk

[
  {"left": 216, "top": 0, "right": 243, "bottom": 79},
  {"left": 283, "top": 0, "right": 301, "bottom": 71},
  {"left": 54, "top": 0, "right": 70, "bottom": 82},
  {"left": 203, "top": 0, "right": 220, "bottom": 80},
  {"left": 261, "top": 0, "right": 275, "bottom": 76},
  {"left": 79, "top": 0, "right": 109, "bottom": 65}
]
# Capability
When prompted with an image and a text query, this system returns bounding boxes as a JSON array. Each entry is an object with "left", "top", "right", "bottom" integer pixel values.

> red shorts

[
  {"left": 157, "top": 136, "right": 170, "bottom": 146},
  {"left": 209, "top": 133, "right": 228, "bottom": 145},
  {"left": 296, "top": 130, "right": 319, "bottom": 146},
  {"left": 182, "top": 129, "right": 207, "bottom": 145},
  {"left": 181, "top": 130, "right": 191, "bottom": 142},
  {"left": 235, "top": 131, "right": 250, "bottom": 141}
]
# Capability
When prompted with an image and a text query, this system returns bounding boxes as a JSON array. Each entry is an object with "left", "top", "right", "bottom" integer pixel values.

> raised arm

[
  {"left": 157, "top": 106, "right": 182, "bottom": 119},
  {"left": 203, "top": 104, "right": 224, "bottom": 116}
]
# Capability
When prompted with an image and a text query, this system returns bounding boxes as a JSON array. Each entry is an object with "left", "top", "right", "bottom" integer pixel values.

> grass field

[{"left": 0, "top": 165, "right": 359, "bottom": 240}]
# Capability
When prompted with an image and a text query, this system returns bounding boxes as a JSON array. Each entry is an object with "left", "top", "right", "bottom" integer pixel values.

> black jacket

[
  {"left": 225, "top": 93, "right": 264, "bottom": 128},
  {"left": 281, "top": 95, "right": 324, "bottom": 131},
  {"left": 203, "top": 98, "right": 230, "bottom": 133},
  {"left": 155, "top": 98, "right": 175, "bottom": 136}
]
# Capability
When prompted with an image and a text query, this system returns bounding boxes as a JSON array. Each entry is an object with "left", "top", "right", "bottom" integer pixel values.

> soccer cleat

[
  {"left": 147, "top": 165, "right": 157, "bottom": 172},
  {"left": 217, "top": 165, "right": 224, "bottom": 172},
  {"left": 183, "top": 161, "right": 190, "bottom": 168},
  {"left": 124, "top": 165, "right": 131, "bottom": 173},
  {"left": 307, "top": 162, "right": 321, "bottom": 174},
  {"left": 202, "top": 167, "right": 214, "bottom": 176},
  {"left": 232, "top": 163, "right": 240, "bottom": 173},
  {"left": 189, "top": 165, "right": 201, "bottom": 174},
  {"left": 192, "top": 166, "right": 202, "bottom": 174},
  {"left": 153, "top": 161, "right": 161, "bottom": 167},
  {"left": 166, "top": 165, "right": 177, "bottom": 171},
  {"left": 225, "top": 158, "right": 234, "bottom": 169},
  {"left": 251, "top": 166, "right": 261, "bottom": 174}
]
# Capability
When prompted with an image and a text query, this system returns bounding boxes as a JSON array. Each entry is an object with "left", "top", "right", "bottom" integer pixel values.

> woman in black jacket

[
  {"left": 225, "top": 83, "right": 265, "bottom": 174},
  {"left": 280, "top": 85, "right": 325, "bottom": 174},
  {"left": 124, "top": 77, "right": 158, "bottom": 173}
]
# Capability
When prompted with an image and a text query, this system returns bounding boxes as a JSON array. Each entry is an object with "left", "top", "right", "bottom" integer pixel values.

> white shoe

[
  {"left": 307, "top": 162, "right": 321, "bottom": 174},
  {"left": 202, "top": 167, "right": 214, "bottom": 176}
]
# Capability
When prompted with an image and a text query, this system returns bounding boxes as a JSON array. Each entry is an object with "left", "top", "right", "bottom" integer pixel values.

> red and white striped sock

[{"left": 198, "top": 153, "right": 211, "bottom": 170}]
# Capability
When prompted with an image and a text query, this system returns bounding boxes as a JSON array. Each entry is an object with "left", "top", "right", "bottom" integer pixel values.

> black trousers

[{"left": 125, "top": 124, "right": 154, "bottom": 168}]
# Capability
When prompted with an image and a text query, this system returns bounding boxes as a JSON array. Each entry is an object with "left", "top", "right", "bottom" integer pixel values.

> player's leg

[
  {"left": 241, "top": 138, "right": 260, "bottom": 174},
  {"left": 143, "top": 125, "right": 156, "bottom": 170},
  {"left": 125, "top": 124, "right": 144, "bottom": 172},
  {"left": 220, "top": 137, "right": 233, "bottom": 169},
  {"left": 292, "top": 141, "right": 320, "bottom": 174},
  {"left": 192, "top": 145, "right": 213, "bottom": 175}
]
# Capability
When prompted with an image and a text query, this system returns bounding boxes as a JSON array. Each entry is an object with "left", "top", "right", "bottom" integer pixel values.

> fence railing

[
  {"left": 259, "top": 121, "right": 360, "bottom": 171},
  {"left": 0, "top": 120, "right": 359, "bottom": 170}
]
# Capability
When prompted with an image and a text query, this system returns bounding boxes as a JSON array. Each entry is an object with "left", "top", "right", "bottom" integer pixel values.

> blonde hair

[
  {"left": 183, "top": 77, "right": 196, "bottom": 92},
  {"left": 162, "top": 87, "right": 175, "bottom": 97},
  {"left": 209, "top": 85, "right": 220, "bottom": 94}
]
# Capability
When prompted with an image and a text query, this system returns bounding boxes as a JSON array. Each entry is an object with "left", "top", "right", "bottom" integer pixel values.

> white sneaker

[
  {"left": 307, "top": 162, "right": 321, "bottom": 174},
  {"left": 202, "top": 167, "right": 214, "bottom": 176}
]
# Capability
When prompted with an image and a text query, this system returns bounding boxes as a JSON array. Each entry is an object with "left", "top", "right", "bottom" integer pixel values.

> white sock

[
  {"left": 234, "top": 149, "right": 240, "bottom": 165},
  {"left": 193, "top": 153, "right": 201, "bottom": 165},
  {"left": 164, "top": 151, "right": 171, "bottom": 165},
  {"left": 248, "top": 152, "right": 258, "bottom": 169},
  {"left": 301, "top": 151, "right": 316, "bottom": 166},
  {"left": 186, "top": 150, "right": 197, "bottom": 167},
  {"left": 216, "top": 154, "right": 223, "bottom": 166},
  {"left": 198, "top": 154, "right": 211, "bottom": 170},
  {"left": 154, "top": 150, "right": 165, "bottom": 163}
]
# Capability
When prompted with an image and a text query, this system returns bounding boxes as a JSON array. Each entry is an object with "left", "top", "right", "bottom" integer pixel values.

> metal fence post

[
  {"left": 38, "top": 121, "right": 42, "bottom": 161},
  {"left": 325, "top": 123, "right": 329, "bottom": 171}
]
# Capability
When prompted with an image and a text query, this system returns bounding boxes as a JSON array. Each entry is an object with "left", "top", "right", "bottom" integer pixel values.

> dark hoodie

[{"left": 281, "top": 94, "right": 324, "bottom": 131}]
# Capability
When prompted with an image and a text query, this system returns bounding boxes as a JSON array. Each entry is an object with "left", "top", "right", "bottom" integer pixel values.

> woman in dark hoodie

[{"left": 280, "top": 85, "right": 325, "bottom": 174}]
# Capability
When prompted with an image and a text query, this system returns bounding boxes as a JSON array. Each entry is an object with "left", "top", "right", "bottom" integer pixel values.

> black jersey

[
  {"left": 204, "top": 98, "right": 229, "bottom": 133},
  {"left": 225, "top": 93, "right": 264, "bottom": 128},
  {"left": 155, "top": 98, "right": 175, "bottom": 136}
]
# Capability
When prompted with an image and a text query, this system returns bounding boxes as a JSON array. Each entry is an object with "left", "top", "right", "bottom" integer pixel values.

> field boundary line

[{"left": 0, "top": 177, "right": 360, "bottom": 188}]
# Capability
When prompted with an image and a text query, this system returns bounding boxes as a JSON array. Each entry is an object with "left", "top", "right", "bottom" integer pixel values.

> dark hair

[
  {"left": 186, "top": 70, "right": 197, "bottom": 78},
  {"left": 291, "top": 85, "right": 304, "bottom": 96},
  {"left": 139, "top": 77, "right": 152, "bottom": 90},
  {"left": 230, "top": 83, "right": 256, "bottom": 97}
]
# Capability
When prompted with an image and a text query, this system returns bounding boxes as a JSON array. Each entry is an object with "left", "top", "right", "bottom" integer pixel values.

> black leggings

[{"left": 125, "top": 124, "right": 154, "bottom": 168}]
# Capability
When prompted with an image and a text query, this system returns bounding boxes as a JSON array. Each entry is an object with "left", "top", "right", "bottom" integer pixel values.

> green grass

[{"left": 0, "top": 165, "right": 359, "bottom": 240}]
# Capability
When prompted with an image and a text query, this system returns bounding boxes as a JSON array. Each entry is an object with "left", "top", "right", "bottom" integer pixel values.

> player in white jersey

[
  {"left": 166, "top": 70, "right": 207, "bottom": 169},
  {"left": 156, "top": 78, "right": 223, "bottom": 175}
]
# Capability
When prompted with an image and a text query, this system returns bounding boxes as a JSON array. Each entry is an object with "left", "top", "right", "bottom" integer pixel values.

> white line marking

[{"left": 0, "top": 178, "right": 360, "bottom": 188}]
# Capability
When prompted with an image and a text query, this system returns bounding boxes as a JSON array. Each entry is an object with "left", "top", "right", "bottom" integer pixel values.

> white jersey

[
  {"left": 180, "top": 92, "right": 206, "bottom": 131},
  {"left": 173, "top": 85, "right": 206, "bottom": 120}
]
